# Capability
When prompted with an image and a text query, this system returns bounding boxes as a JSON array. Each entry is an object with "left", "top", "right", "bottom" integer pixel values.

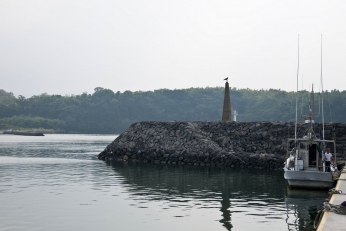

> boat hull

[{"left": 284, "top": 169, "right": 334, "bottom": 189}]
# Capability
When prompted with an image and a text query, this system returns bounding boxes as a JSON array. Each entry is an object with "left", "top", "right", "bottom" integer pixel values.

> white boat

[
  {"left": 284, "top": 138, "right": 337, "bottom": 189},
  {"left": 284, "top": 88, "right": 338, "bottom": 189},
  {"left": 284, "top": 36, "right": 340, "bottom": 189}
]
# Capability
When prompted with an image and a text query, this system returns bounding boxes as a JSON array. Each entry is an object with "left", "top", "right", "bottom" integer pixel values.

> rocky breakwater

[
  {"left": 99, "top": 121, "right": 346, "bottom": 169},
  {"left": 98, "top": 121, "right": 302, "bottom": 170}
]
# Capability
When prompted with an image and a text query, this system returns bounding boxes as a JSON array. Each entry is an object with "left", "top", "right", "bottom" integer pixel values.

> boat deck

[{"left": 317, "top": 166, "right": 346, "bottom": 231}]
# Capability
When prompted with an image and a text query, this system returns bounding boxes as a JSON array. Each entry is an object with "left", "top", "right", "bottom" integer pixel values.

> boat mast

[
  {"left": 295, "top": 35, "right": 299, "bottom": 140},
  {"left": 320, "top": 34, "right": 325, "bottom": 140},
  {"left": 308, "top": 84, "right": 315, "bottom": 138}
]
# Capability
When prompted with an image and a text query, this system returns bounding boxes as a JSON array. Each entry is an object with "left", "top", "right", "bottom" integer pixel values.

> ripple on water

[{"left": 0, "top": 156, "right": 95, "bottom": 165}]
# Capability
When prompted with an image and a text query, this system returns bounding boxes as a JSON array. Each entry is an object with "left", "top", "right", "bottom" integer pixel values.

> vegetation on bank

[{"left": 0, "top": 88, "right": 345, "bottom": 134}]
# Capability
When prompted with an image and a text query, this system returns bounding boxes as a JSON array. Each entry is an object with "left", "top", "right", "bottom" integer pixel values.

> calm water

[{"left": 0, "top": 134, "right": 327, "bottom": 231}]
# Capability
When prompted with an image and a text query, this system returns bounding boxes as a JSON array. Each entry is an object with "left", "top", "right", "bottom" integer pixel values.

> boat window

[{"left": 300, "top": 143, "right": 306, "bottom": 150}]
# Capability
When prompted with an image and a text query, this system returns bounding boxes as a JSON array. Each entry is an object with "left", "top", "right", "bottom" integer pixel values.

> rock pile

[{"left": 99, "top": 121, "right": 346, "bottom": 170}]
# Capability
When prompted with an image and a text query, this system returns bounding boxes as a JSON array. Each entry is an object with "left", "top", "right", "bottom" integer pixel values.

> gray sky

[{"left": 1, "top": 0, "right": 345, "bottom": 97}]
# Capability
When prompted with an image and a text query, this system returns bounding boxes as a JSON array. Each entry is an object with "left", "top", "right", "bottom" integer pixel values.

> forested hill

[{"left": 0, "top": 87, "right": 345, "bottom": 134}]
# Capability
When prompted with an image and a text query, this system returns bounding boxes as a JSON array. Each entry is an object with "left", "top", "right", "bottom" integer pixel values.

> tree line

[{"left": 0, "top": 87, "right": 345, "bottom": 134}]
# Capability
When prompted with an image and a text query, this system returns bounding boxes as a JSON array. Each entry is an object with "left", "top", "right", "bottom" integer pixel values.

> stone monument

[{"left": 222, "top": 78, "right": 232, "bottom": 122}]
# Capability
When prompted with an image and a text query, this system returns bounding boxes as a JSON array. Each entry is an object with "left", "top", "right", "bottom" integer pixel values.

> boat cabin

[{"left": 286, "top": 138, "right": 336, "bottom": 172}]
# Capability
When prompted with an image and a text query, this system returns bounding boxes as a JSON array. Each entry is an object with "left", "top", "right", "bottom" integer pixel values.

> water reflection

[
  {"left": 0, "top": 134, "right": 327, "bottom": 231},
  {"left": 105, "top": 162, "right": 327, "bottom": 231},
  {"left": 284, "top": 188, "right": 327, "bottom": 231}
]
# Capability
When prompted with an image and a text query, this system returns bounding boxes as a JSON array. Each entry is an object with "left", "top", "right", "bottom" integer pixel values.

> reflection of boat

[
  {"left": 3, "top": 129, "right": 44, "bottom": 136},
  {"left": 284, "top": 187, "right": 327, "bottom": 231},
  {"left": 284, "top": 87, "right": 337, "bottom": 189},
  {"left": 285, "top": 187, "right": 328, "bottom": 202}
]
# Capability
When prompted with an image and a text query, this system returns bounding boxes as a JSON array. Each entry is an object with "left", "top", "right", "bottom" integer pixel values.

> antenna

[
  {"left": 295, "top": 35, "right": 299, "bottom": 140},
  {"left": 321, "top": 34, "right": 325, "bottom": 140}
]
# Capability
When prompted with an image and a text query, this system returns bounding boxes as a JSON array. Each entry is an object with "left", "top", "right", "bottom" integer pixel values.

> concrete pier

[{"left": 317, "top": 166, "right": 346, "bottom": 231}]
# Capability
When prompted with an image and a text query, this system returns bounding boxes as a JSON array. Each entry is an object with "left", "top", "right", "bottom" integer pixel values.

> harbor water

[{"left": 0, "top": 134, "right": 328, "bottom": 231}]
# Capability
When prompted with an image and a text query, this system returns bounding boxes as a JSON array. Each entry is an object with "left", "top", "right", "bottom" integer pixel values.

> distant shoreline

[{"left": 3, "top": 130, "right": 44, "bottom": 136}]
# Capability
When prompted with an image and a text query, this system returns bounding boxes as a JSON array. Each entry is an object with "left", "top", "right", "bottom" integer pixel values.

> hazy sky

[{"left": 1, "top": 0, "right": 345, "bottom": 97}]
